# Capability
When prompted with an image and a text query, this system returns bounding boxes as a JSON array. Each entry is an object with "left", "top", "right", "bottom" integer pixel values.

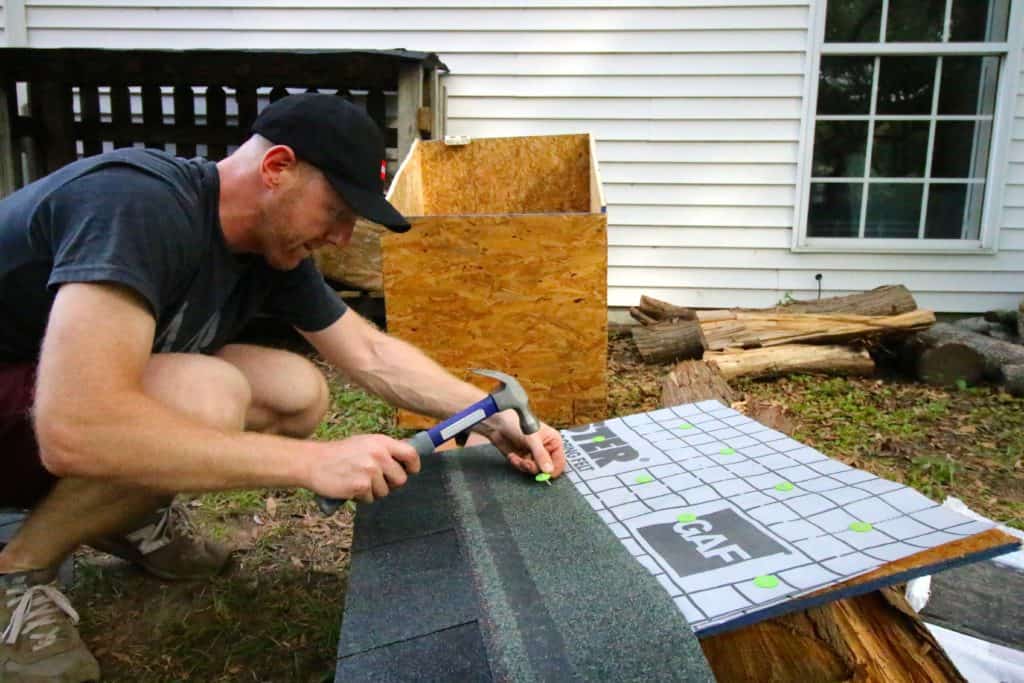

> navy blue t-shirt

[{"left": 0, "top": 149, "right": 347, "bottom": 362}]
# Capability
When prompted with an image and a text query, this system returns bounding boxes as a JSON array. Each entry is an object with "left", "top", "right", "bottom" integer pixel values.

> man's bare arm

[
  {"left": 34, "top": 283, "right": 417, "bottom": 500},
  {"left": 302, "top": 310, "right": 565, "bottom": 475}
]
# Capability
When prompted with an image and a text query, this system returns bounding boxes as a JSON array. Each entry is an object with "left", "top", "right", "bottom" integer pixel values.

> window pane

[
  {"left": 808, "top": 183, "right": 863, "bottom": 237},
  {"left": 865, "top": 184, "right": 922, "bottom": 238},
  {"left": 877, "top": 57, "right": 936, "bottom": 114},
  {"left": 818, "top": 56, "right": 874, "bottom": 115},
  {"left": 813, "top": 122, "right": 868, "bottom": 177},
  {"left": 950, "top": 0, "right": 1010, "bottom": 42},
  {"left": 871, "top": 122, "right": 929, "bottom": 177},
  {"left": 886, "top": 0, "right": 944, "bottom": 42},
  {"left": 825, "top": 0, "right": 883, "bottom": 42},
  {"left": 939, "top": 56, "right": 999, "bottom": 115},
  {"left": 932, "top": 121, "right": 992, "bottom": 178},
  {"left": 925, "top": 184, "right": 982, "bottom": 239}
]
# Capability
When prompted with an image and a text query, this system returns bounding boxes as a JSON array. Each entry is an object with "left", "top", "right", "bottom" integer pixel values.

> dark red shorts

[{"left": 0, "top": 362, "right": 56, "bottom": 509}]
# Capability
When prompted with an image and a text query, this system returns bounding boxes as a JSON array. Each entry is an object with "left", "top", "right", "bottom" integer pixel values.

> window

[{"left": 798, "top": 0, "right": 1020, "bottom": 250}]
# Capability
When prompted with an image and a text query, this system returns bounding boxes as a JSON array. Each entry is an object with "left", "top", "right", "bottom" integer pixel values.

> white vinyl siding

[{"left": 6, "top": 0, "right": 1024, "bottom": 312}]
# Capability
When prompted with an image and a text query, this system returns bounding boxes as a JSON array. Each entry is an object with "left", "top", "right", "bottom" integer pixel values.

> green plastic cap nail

[
  {"left": 635, "top": 474, "right": 654, "bottom": 484},
  {"left": 774, "top": 482, "right": 794, "bottom": 492},
  {"left": 719, "top": 447, "right": 735, "bottom": 455},
  {"left": 754, "top": 575, "right": 779, "bottom": 589},
  {"left": 849, "top": 521, "right": 873, "bottom": 533},
  {"left": 677, "top": 512, "right": 697, "bottom": 523},
  {"left": 591, "top": 436, "right": 606, "bottom": 443},
  {"left": 678, "top": 423, "right": 693, "bottom": 430},
  {"left": 535, "top": 473, "right": 551, "bottom": 483}
]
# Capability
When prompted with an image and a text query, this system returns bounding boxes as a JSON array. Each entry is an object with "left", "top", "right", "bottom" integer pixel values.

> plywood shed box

[{"left": 383, "top": 134, "right": 608, "bottom": 429}]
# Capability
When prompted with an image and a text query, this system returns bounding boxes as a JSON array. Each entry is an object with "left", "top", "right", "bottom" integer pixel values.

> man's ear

[{"left": 260, "top": 145, "right": 300, "bottom": 190}]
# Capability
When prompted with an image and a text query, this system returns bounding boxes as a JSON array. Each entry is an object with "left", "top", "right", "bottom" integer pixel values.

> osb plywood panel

[
  {"left": 384, "top": 212, "right": 607, "bottom": 429},
  {"left": 313, "top": 219, "right": 387, "bottom": 291},
  {"left": 386, "top": 138, "right": 426, "bottom": 217},
  {"left": 415, "top": 135, "right": 592, "bottom": 215}
]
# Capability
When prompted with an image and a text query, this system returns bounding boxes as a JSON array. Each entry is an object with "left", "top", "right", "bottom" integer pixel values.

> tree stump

[
  {"left": 1003, "top": 364, "right": 1024, "bottom": 397},
  {"left": 631, "top": 320, "right": 706, "bottom": 364},
  {"left": 661, "top": 360, "right": 735, "bottom": 407},
  {"left": 907, "top": 323, "right": 1024, "bottom": 381}
]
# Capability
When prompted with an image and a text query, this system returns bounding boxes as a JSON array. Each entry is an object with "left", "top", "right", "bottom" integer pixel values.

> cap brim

[{"left": 327, "top": 174, "right": 411, "bottom": 233}]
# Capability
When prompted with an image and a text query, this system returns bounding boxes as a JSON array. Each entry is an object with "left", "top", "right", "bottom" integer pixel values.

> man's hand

[
  {"left": 484, "top": 418, "right": 566, "bottom": 479},
  {"left": 308, "top": 435, "right": 420, "bottom": 503}
]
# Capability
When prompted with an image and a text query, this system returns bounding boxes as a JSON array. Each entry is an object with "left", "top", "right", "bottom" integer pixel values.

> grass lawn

[{"left": 69, "top": 333, "right": 1024, "bottom": 680}]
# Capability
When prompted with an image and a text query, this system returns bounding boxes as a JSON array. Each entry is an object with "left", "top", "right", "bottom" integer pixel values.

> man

[{"left": 0, "top": 93, "right": 565, "bottom": 681}]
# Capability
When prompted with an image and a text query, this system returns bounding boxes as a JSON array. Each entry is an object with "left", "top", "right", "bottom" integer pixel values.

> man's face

[{"left": 259, "top": 164, "right": 357, "bottom": 271}]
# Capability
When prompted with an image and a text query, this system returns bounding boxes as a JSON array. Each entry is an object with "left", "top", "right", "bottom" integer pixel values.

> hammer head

[{"left": 473, "top": 369, "right": 541, "bottom": 435}]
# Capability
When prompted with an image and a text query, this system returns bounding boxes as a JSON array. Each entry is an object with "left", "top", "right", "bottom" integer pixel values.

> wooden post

[
  {"left": 205, "top": 85, "right": 227, "bottom": 159},
  {"left": 141, "top": 84, "right": 163, "bottom": 150},
  {"left": 78, "top": 84, "right": 102, "bottom": 157},
  {"left": 173, "top": 85, "right": 196, "bottom": 158},
  {"left": 31, "top": 81, "right": 77, "bottom": 173},
  {"left": 429, "top": 66, "right": 445, "bottom": 140},
  {"left": 396, "top": 62, "right": 424, "bottom": 164},
  {"left": 110, "top": 84, "right": 132, "bottom": 149},
  {"left": 235, "top": 86, "right": 258, "bottom": 141},
  {"left": 0, "top": 83, "right": 18, "bottom": 197}
]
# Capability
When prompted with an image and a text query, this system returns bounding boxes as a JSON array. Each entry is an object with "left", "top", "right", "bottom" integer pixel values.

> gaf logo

[{"left": 637, "top": 509, "right": 789, "bottom": 577}]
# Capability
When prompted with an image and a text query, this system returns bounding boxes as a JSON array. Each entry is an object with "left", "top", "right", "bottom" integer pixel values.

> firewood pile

[{"left": 628, "top": 286, "right": 1024, "bottom": 402}]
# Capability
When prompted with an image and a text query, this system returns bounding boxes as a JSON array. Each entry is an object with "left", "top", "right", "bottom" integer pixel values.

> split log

[
  {"left": 705, "top": 344, "right": 875, "bottom": 381},
  {"left": 909, "top": 323, "right": 1024, "bottom": 381},
  {"left": 700, "top": 310, "right": 935, "bottom": 351},
  {"left": 629, "top": 295, "right": 696, "bottom": 326},
  {"left": 1004, "top": 364, "right": 1024, "bottom": 397},
  {"left": 661, "top": 360, "right": 735, "bottom": 406},
  {"left": 631, "top": 320, "right": 706, "bottom": 364},
  {"left": 772, "top": 284, "right": 918, "bottom": 316}
]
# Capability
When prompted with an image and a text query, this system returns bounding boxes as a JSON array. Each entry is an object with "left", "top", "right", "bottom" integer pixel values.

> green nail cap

[
  {"left": 535, "top": 473, "right": 552, "bottom": 483},
  {"left": 678, "top": 423, "right": 693, "bottom": 430},
  {"left": 719, "top": 447, "right": 735, "bottom": 455},
  {"left": 677, "top": 512, "right": 697, "bottom": 523},
  {"left": 774, "top": 482, "right": 794, "bottom": 492},
  {"left": 849, "top": 521, "right": 873, "bottom": 533},
  {"left": 635, "top": 474, "right": 654, "bottom": 484},
  {"left": 344, "top": 500, "right": 358, "bottom": 513},
  {"left": 754, "top": 575, "right": 779, "bottom": 589},
  {"left": 591, "top": 436, "right": 606, "bottom": 443}
]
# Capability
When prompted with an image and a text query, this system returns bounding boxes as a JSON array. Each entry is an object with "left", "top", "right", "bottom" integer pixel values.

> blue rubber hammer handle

[{"left": 316, "top": 394, "right": 501, "bottom": 515}]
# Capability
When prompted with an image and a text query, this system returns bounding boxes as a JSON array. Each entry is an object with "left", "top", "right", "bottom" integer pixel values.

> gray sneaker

[
  {"left": 88, "top": 501, "right": 231, "bottom": 581},
  {"left": 0, "top": 569, "right": 100, "bottom": 682}
]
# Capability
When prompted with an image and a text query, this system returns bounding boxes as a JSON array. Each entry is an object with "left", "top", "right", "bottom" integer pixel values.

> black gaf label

[
  {"left": 563, "top": 421, "right": 639, "bottom": 472},
  {"left": 637, "top": 509, "right": 789, "bottom": 576}
]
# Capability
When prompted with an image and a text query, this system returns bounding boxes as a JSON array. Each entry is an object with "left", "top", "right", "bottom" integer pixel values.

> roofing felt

[
  {"left": 336, "top": 446, "right": 714, "bottom": 682},
  {"left": 560, "top": 401, "right": 1020, "bottom": 635}
]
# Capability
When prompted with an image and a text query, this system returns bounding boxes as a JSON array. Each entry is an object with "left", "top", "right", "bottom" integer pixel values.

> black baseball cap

[{"left": 251, "top": 93, "right": 410, "bottom": 232}]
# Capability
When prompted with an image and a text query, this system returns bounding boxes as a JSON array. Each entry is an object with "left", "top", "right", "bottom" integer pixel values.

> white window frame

[{"left": 793, "top": 0, "right": 1024, "bottom": 254}]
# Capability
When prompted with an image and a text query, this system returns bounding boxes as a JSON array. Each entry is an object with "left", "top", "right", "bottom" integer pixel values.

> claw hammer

[{"left": 316, "top": 369, "right": 541, "bottom": 515}]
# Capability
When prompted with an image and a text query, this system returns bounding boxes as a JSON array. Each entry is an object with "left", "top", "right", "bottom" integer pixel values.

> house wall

[{"left": 5, "top": 0, "right": 1023, "bottom": 312}]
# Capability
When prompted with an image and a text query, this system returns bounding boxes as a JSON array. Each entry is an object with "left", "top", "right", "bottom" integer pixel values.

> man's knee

[
  {"left": 214, "top": 345, "right": 328, "bottom": 437},
  {"left": 142, "top": 353, "right": 252, "bottom": 432}
]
